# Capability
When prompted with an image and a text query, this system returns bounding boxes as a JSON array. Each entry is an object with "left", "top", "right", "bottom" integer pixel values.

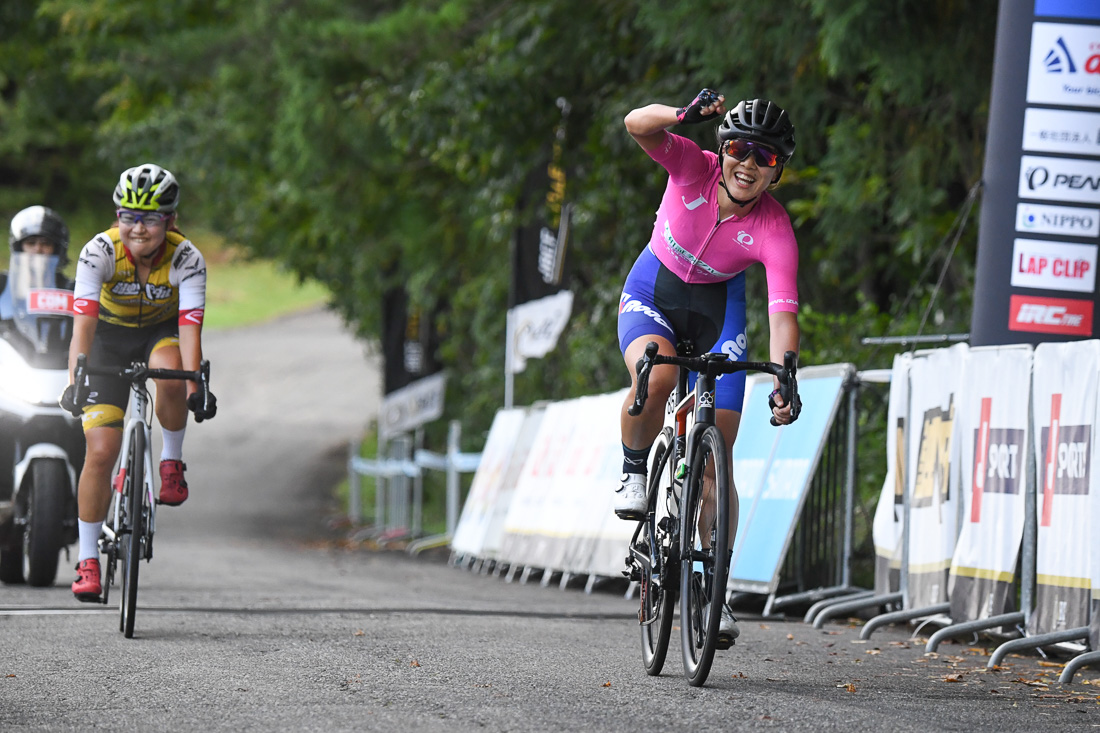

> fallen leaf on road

[
  {"left": 786, "top": 634, "right": 794, "bottom": 640},
  {"left": 353, "top": 629, "right": 365, "bottom": 637},
  {"left": 866, "top": 649, "right": 881, "bottom": 655},
  {"left": 944, "top": 674, "right": 964, "bottom": 683},
  {"left": 760, "top": 624, "right": 770, "bottom": 630},
  {"left": 410, "top": 660, "right": 421, "bottom": 668},
  {"left": 1037, "top": 661, "right": 1063, "bottom": 668},
  {"left": 844, "top": 683, "right": 856, "bottom": 692},
  {"left": 602, "top": 681, "right": 611, "bottom": 688},
  {"left": 5, "top": 674, "right": 14, "bottom": 678}
]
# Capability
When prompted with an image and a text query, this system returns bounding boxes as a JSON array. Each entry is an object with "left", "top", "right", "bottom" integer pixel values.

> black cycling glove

[
  {"left": 676, "top": 88, "right": 721, "bottom": 125},
  {"left": 59, "top": 384, "right": 84, "bottom": 418},
  {"left": 187, "top": 391, "right": 218, "bottom": 423}
]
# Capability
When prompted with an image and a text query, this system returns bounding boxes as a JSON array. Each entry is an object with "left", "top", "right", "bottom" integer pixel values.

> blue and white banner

[
  {"left": 727, "top": 364, "right": 851, "bottom": 595},
  {"left": 948, "top": 345, "right": 1033, "bottom": 622}
]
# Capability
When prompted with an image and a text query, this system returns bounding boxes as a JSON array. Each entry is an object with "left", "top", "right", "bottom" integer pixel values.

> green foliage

[{"left": 3, "top": 1, "right": 994, "bottom": 468}]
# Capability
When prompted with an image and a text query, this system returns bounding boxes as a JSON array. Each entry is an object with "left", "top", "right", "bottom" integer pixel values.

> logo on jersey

[
  {"left": 736, "top": 231, "right": 754, "bottom": 249},
  {"left": 619, "top": 292, "right": 671, "bottom": 331},
  {"left": 682, "top": 194, "right": 707, "bottom": 211}
]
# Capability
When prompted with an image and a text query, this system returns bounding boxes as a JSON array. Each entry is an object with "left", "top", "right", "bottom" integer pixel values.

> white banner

[
  {"left": 1018, "top": 155, "right": 1100, "bottom": 205},
  {"left": 379, "top": 373, "right": 446, "bottom": 440},
  {"left": 1022, "top": 107, "right": 1100, "bottom": 156},
  {"left": 451, "top": 408, "right": 529, "bottom": 557},
  {"left": 906, "top": 344, "right": 967, "bottom": 608},
  {"left": 1026, "top": 22, "right": 1100, "bottom": 109},
  {"left": 507, "top": 290, "right": 574, "bottom": 373},
  {"left": 1030, "top": 340, "right": 1099, "bottom": 634},
  {"left": 948, "top": 345, "right": 1033, "bottom": 622},
  {"left": 873, "top": 354, "right": 910, "bottom": 594},
  {"left": 1016, "top": 202, "right": 1100, "bottom": 239},
  {"left": 1010, "top": 237, "right": 1097, "bottom": 293}
]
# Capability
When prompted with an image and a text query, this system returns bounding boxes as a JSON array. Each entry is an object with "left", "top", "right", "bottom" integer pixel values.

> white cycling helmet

[{"left": 112, "top": 163, "right": 180, "bottom": 213}]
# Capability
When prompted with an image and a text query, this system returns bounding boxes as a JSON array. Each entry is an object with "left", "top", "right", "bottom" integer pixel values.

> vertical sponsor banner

[
  {"left": 497, "top": 400, "right": 576, "bottom": 569},
  {"left": 587, "top": 391, "right": 644, "bottom": 578},
  {"left": 496, "top": 391, "right": 625, "bottom": 574},
  {"left": 971, "top": 3, "right": 1100, "bottom": 346},
  {"left": 561, "top": 391, "right": 628, "bottom": 577},
  {"left": 947, "top": 346, "right": 1033, "bottom": 622},
  {"left": 906, "top": 344, "right": 967, "bottom": 608},
  {"left": 728, "top": 365, "right": 850, "bottom": 595},
  {"left": 1030, "top": 340, "right": 1098, "bottom": 634},
  {"left": 451, "top": 408, "right": 529, "bottom": 557},
  {"left": 475, "top": 407, "right": 546, "bottom": 561},
  {"left": 873, "top": 354, "right": 911, "bottom": 595}
]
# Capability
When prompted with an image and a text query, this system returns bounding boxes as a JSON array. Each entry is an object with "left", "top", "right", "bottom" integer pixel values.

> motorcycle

[{"left": 0, "top": 252, "right": 84, "bottom": 586}]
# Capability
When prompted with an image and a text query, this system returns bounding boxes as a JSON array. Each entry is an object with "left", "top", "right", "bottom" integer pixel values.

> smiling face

[
  {"left": 116, "top": 209, "right": 173, "bottom": 260},
  {"left": 720, "top": 149, "right": 779, "bottom": 204}
]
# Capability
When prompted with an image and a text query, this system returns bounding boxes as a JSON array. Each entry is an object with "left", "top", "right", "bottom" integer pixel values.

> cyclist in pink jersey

[{"left": 616, "top": 89, "right": 801, "bottom": 644}]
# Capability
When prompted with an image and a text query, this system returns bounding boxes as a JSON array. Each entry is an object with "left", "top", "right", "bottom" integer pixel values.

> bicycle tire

[
  {"left": 120, "top": 426, "right": 145, "bottom": 638},
  {"left": 639, "top": 427, "right": 678, "bottom": 676},
  {"left": 679, "top": 425, "right": 731, "bottom": 687}
]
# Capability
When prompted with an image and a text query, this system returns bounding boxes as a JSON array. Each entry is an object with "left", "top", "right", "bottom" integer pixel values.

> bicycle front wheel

[
  {"left": 640, "top": 427, "right": 677, "bottom": 676},
  {"left": 119, "top": 426, "right": 145, "bottom": 638},
  {"left": 679, "top": 425, "right": 731, "bottom": 687}
]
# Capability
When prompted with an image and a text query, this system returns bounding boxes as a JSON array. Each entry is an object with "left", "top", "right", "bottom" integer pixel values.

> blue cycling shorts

[{"left": 618, "top": 246, "right": 749, "bottom": 412}]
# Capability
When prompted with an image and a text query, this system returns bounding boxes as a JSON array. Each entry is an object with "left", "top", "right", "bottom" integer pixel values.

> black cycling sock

[{"left": 622, "top": 443, "right": 652, "bottom": 475}]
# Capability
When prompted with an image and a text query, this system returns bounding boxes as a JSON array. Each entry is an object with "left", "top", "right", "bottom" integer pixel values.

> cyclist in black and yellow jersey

[{"left": 60, "top": 164, "right": 217, "bottom": 601}]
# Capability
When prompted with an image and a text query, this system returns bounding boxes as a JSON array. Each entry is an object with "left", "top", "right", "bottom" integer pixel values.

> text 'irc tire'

[
  {"left": 22, "top": 459, "right": 69, "bottom": 587},
  {"left": 679, "top": 425, "right": 731, "bottom": 688},
  {"left": 120, "top": 426, "right": 145, "bottom": 638},
  {"left": 640, "top": 428, "right": 677, "bottom": 677}
]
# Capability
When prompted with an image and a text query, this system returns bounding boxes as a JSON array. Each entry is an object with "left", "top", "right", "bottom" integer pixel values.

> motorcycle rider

[{"left": 0, "top": 206, "right": 79, "bottom": 583}]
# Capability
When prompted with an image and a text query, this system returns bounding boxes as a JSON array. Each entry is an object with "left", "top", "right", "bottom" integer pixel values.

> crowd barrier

[
  {"left": 450, "top": 364, "right": 866, "bottom": 609},
  {"left": 845, "top": 340, "right": 1099, "bottom": 682}
]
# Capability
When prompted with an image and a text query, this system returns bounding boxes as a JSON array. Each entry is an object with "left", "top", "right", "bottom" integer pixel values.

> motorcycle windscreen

[{"left": 6, "top": 253, "right": 74, "bottom": 358}]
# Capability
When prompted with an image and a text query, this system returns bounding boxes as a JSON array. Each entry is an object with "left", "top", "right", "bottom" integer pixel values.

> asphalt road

[{"left": 2, "top": 308, "right": 1099, "bottom": 732}]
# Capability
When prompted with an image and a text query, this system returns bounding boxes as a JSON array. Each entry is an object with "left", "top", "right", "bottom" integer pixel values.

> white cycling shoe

[
  {"left": 719, "top": 604, "right": 741, "bottom": 643},
  {"left": 614, "top": 473, "right": 647, "bottom": 520}
]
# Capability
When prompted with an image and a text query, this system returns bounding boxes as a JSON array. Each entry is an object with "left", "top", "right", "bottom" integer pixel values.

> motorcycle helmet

[
  {"left": 112, "top": 163, "right": 180, "bottom": 213},
  {"left": 9, "top": 205, "right": 70, "bottom": 266}
]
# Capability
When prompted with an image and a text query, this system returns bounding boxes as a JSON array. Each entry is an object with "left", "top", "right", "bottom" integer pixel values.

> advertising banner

[
  {"left": 906, "top": 344, "right": 967, "bottom": 608},
  {"left": 971, "top": 3, "right": 1100, "bottom": 346},
  {"left": 1030, "top": 340, "right": 1098, "bottom": 634},
  {"left": 948, "top": 345, "right": 1033, "bottom": 622},
  {"left": 727, "top": 364, "right": 851, "bottom": 595},
  {"left": 506, "top": 290, "right": 575, "bottom": 374},
  {"left": 873, "top": 354, "right": 911, "bottom": 595},
  {"left": 451, "top": 408, "right": 529, "bottom": 557}
]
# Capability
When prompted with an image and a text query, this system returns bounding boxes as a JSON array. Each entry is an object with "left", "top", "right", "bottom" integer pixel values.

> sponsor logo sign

[
  {"left": 1022, "top": 107, "right": 1100, "bottom": 155},
  {"left": 380, "top": 372, "right": 446, "bottom": 439},
  {"left": 26, "top": 289, "right": 74, "bottom": 315},
  {"left": 1010, "top": 238, "right": 1097, "bottom": 292},
  {"left": 1008, "top": 294, "right": 1094, "bottom": 335},
  {"left": 1018, "top": 155, "right": 1100, "bottom": 204},
  {"left": 1038, "top": 394, "right": 1091, "bottom": 526},
  {"left": 1016, "top": 202, "right": 1100, "bottom": 237},
  {"left": 970, "top": 398, "right": 1025, "bottom": 523},
  {"left": 1026, "top": 23, "right": 1100, "bottom": 108}
]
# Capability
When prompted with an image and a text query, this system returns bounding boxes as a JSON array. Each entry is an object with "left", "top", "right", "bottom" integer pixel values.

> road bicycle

[
  {"left": 72, "top": 353, "right": 212, "bottom": 638},
  {"left": 624, "top": 340, "right": 799, "bottom": 686}
]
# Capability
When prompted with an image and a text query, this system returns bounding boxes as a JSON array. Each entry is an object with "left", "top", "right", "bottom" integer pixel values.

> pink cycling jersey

[{"left": 645, "top": 131, "right": 799, "bottom": 314}]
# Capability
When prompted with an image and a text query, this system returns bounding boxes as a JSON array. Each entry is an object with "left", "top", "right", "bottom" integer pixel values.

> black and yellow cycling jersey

[{"left": 73, "top": 227, "right": 206, "bottom": 328}]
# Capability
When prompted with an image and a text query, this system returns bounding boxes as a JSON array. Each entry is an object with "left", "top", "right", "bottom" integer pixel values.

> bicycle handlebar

[
  {"left": 627, "top": 341, "right": 801, "bottom": 427},
  {"left": 73, "top": 353, "right": 213, "bottom": 416}
]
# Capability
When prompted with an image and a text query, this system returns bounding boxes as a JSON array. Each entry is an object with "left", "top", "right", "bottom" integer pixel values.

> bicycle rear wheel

[
  {"left": 679, "top": 425, "right": 731, "bottom": 687},
  {"left": 639, "top": 427, "right": 678, "bottom": 676},
  {"left": 119, "top": 426, "right": 145, "bottom": 638}
]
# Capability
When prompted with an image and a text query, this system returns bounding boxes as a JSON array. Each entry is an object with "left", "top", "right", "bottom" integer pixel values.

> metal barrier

[{"left": 347, "top": 420, "right": 481, "bottom": 552}]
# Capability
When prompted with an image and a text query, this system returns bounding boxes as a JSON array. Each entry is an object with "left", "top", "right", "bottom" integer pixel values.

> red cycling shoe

[
  {"left": 158, "top": 459, "right": 189, "bottom": 506},
  {"left": 72, "top": 558, "right": 102, "bottom": 602}
]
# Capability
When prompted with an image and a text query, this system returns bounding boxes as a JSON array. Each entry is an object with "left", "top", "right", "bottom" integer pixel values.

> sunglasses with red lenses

[{"left": 721, "top": 139, "right": 780, "bottom": 168}]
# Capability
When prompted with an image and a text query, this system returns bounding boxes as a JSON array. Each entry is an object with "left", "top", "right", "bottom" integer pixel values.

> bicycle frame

[{"left": 101, "top": 380, "right": 156, "bottom": 561}]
